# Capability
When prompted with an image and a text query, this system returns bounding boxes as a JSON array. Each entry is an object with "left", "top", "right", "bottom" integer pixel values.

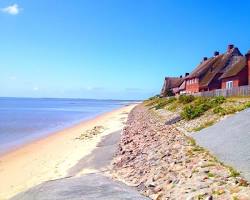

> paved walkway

[
  {"left": 12, "top": 131, "right": 149, "bottom": 200},
  {"left": 193, "top": 108, "right": 250, "bottom": 181}
]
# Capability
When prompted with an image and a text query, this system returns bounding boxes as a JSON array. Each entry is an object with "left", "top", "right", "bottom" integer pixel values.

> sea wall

[{"left": 111, "top": 105, "right": 250, "bottom": 200}]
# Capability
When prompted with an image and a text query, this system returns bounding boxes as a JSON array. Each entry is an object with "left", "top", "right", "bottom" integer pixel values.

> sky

[{"left": 0, "top": 0, "right": 250, "bottom": 100}]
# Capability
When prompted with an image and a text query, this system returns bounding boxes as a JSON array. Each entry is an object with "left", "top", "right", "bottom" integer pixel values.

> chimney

[
  {"left": 214, "top": 51, "right": 219, "bottom": 56},
  {"left": 227, "top": 44, "right": 234, "bottom": 52},
  {"left": 180, "top": 75, "right": 183, "bottom": 78},
  {"left": 203, "top": 57, "right": 208, "bottom": 61},
  {"left": 185, "top": 73, "right": 189, "bottom": 77}
]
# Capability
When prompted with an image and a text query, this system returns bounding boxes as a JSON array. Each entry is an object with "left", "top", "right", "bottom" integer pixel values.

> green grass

[
  {"left": 228, "top": 166, "right": 240, "bottom": 177},
  {"left": 181, "top": 96, "right": 225, "bottom": 120},
  {"left": 193, "top": 120, "right": 216, "bottom": 132},
  {"left": 212, "top": 189, "right": 225, "bottom": 196},
  {"left": 207, "top": 172, "right": 216, "bottom": 178},
  {"left": 145, "top": 95, "right": 250, "bottom": 121}
]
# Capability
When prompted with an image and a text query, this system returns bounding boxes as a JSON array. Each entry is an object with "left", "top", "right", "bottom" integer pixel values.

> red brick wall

[
  {"left": 221, "top": 77, "right": 239, "bottom": 89},
  {"left": 221, "top": 67, "right": 248, "bottom": 89},
  {"left": 185, "top": 78, "right": 199, "bottom": 93}
]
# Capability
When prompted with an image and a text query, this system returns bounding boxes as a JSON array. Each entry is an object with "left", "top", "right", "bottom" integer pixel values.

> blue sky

[{"left": 1, "top": 0, "right": 250, "bottom": 100}]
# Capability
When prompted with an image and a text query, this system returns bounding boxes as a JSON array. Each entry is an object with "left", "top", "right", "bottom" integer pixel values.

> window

[{"left": 226, "top": 81, "right": 233, "bottom": 89}]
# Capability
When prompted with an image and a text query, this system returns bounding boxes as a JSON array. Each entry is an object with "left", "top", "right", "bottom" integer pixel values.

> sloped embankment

[{"left": 111, "top": 105, "right": 250, "bottom": 200}]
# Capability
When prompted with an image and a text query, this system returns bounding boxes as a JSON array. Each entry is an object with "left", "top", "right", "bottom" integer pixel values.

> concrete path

[
  {"left": 67, "top": 131, "right": 121, "bottom": 176},
  {"left": 193, "top": 108, "right": 250, "bottom": 181},
  {"left": 11, "top": 174, "right": 149, "bottom": 200},
  {"left": 12, "top": 131, "right": 149, "bottom": 200}
]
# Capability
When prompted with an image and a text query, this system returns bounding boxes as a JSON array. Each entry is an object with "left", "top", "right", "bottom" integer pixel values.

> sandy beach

[{"left": 0, "top": 104, "right": 136, "bottom": 200}]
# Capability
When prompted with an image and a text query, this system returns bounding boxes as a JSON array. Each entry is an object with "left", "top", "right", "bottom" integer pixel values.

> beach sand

[{"left": 0, "top": 104, "right": 136, "bottom": 200}]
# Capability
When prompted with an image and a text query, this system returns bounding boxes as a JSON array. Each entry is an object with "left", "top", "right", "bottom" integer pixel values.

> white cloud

[{"left": 1, "top": 4, "right": 21, "bottom": 15}]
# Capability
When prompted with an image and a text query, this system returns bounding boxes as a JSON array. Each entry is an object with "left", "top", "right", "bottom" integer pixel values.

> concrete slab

[{"left": 193, "top": 108, "right": 250, "bottom": 181}]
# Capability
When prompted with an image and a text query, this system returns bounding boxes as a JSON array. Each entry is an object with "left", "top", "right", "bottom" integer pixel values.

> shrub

[
  {"left": 244, "top": 102, "right": 250, "bottom": 109},
  {"left": 154, "top": 97, "right": 177, "bottom": 110},
  {"left": 228, "top": 166, "right": 240, "bottom": 177},
  {"left": 167, "top": 97, "right": 177, "bottom": 103},
  {"left": 178, "top": 95, "right": 195, "bottom": 104},
  {"left": 181, "top": 105, "right": 201, "bottom": 120},
  {"left": 154, "top": 100, "right": 168, "bottom": 110},
  {"left": 181, "top": 101, "right": 212, "bottom": 120},
  {"left": 209, "top": 96, "right": 225, "bottom": 107},
  {"left": 165, "top": 89, "right": 174, "bottom": 97},
  {"left": 214, "top": 104, "right": 248, "bottom": 116},
  {"left": 213, "top": 106, "right": 225, "bottom": 114},
  {"left": 167, "top": 102, "right": 178, "bottom": 111},
  {"left": 161, "top": 89, "right": 174, "bottom": 97}
]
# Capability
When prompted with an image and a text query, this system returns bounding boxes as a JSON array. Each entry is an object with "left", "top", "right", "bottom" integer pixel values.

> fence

[{"left": 194, "top": 85, "right": 250, "bottom": 97}]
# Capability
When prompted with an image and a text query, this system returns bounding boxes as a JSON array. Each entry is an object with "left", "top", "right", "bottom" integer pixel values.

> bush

[
  {"left": 178, "top": 95, "right": 195, "bottom": 104},
  {"left": 210, "top": 96, "right": 226, "bottom": 107},
  {"left": 154, "top": 100, "right": 168, "bottom": 110},
  {"left": 244, "top": 102, "right": 250, "bottom": 109},
  {"left": 181, "top": 105, "right": 205, "bottom": 120},
  {"left": 213, "top": 106, "right": 225, "bottom": 114},
  {"left": 167, "top": 97, "right": 177, "bottom": 103},
  {"left": 154, "top": 97, "right": 177, "bottom": 110},
  {"left": 213, "top": 101, "right": 250, "bottom": 116}
]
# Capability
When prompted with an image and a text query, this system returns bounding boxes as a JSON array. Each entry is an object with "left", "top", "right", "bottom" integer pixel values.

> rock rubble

[{"left": 111, "top": 105, "right": 250, "bottom": 200}]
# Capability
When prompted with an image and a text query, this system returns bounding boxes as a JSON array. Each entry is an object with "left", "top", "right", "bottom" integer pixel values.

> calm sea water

[{"left": 0, "top": 97, "right": 134, "bottom": 154}]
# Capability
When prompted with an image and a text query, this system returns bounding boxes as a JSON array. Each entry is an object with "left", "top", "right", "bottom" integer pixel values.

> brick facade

[
  {"left": 221, "top": 67, "right": 248, "bottom": 89},
  {"left": 185, "top": 78, "right": 199, "bottom": 93}
]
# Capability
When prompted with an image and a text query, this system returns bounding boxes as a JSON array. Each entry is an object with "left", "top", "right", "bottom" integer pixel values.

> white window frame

[{"left": 226, "top": 81, "right": 233, "bottom": 89}]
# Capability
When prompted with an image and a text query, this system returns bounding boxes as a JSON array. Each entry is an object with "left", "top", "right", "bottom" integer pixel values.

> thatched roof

[
  {"left": 220, "top": 57, "right": 246, "bottom": 79},
  {"left": 187, "top": 47, "right": 244, "bottom": 87},
  {"left": 187, "top": 56, "right": 222, "bottom": 79},
  {"left": 160, "top": 77, "right": 184, "bottom": 96}
]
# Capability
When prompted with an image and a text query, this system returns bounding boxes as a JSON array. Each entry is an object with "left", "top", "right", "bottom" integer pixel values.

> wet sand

[{"left": 0, "top": 104, "right": 136, "bottom": 200}]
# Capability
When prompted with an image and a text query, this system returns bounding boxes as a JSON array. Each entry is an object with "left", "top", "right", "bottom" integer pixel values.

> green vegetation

[
  {"left": 201, "top": 163, "right": 216, "bottom": 168},
  {"left": 228, "top": 166, "right": 240, "bottom": 177},
  {"left": 212, "top": 189, "right": 225, "bottom": 195},
  {"left": 178, "top": 95, "right": 195, "bottom": 104},
  {"left": 232, "top": 196, "right": 240, "bottom": 200},
  {"left": 145, "top": 95, "right": 250, "bottom": 124},
  {"left": 144, "top": 96, "right": 177, "bottom": 110},
  {"left": 197, "top": 194, "right": 206, "bottom": 200},
  {"left": 193, "top": 120, "right": 216, "bottom": 132},
  {"left": 207, "top": 172, "right": 216, "bottom": 178},
  {"left": 213, "top": 101, "right": 250, "bottom": 116},
  {"left": 181, "top": 96, "right": 225, "bottom": 120}
]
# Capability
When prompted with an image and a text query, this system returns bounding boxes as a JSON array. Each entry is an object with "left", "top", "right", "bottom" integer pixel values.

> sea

[{"left": 0, "top": 97, "right": 135, "bottom": 155}]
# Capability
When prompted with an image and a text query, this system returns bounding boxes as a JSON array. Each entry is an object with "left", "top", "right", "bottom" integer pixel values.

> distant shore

[{"left": 0, "top": 104, "right": 136, "bottom": 199}]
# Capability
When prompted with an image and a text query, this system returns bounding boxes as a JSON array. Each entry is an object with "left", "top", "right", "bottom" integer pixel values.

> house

[
  {"left": 160, "top": 44, "right": 250, "bottom": 97},
  {"left": 220, "top": 57, "right": 248, "bottom": 89},
  {"left": 185, "top": 44, "right": 245, "bottom": 93},
  {"left": 160, "top": 76, "right": 184, "bottom": 96}
]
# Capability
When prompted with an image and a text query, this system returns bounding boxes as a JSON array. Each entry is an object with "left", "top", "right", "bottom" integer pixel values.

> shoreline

[
  {"left": 0, "top": 104, "right": 136, "bottom": 199},
  {"left": 0, "top": 104, "right": 132, "bottom": 158}
]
